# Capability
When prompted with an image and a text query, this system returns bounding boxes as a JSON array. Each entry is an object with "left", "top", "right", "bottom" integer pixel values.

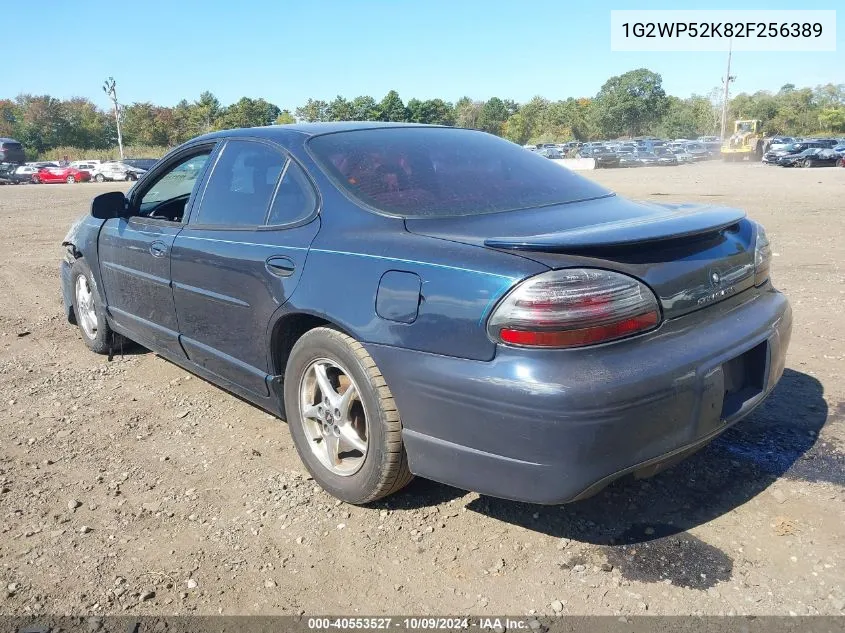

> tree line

[{"left": 2, "top": 69, "right": 843, "bottom": 159}]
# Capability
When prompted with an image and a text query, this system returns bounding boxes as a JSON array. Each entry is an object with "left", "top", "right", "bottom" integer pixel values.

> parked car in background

[
  {"left": 684, "top": 142, "right": 709, "bottom": 161},
  {"left": 763, "top": 141, "right": 826, "bottom": 164},
  {"left": 801, "top": 138, "right": 839, "bottom": 149},
  {"left": 123, "top": 158, "right": 158, "bottom": 171},
  {"left": 70, "top": 160, "right": 102, "bottom": 169},
  {"left": 0, "top": 138, "right": 26, "bottom": 165},
  {"left": 635, "top": 151, "right": 659, "bottom": 166},
  {"left": 767, "top": 137, "right": 795, "bottom": 152},
  {"left": 60, "top": 122, "right": 790, "bottom": 505},
  {"left": 653, "top": 147, "right": 679, "bottom": 166},
  {"left": 617, "top": 149, "right": 641, "bottom": 168},
  {"left": 0, "top": 164, "right": 15, "bottom": 184},
  {"left": 0, "top": 164, "right": 40, "bottom": 184},
  {"left": 73, "top": 163, "right": 100, "bottom": 175},
  {"left": 579, "top": 146, "right": 620, "bottom": 168},
  {"left": 32, "top": 166, "right": 92, "bottom": 184},
  {"left": 536, "top": 147, "right": 563, "bottom": 159},
  {"left": 91, "top": 161, "right": 146, "bottom": 182},
  {"left": 671, "top": 147, "right": 695, "bottom": 164},
  {"left": 778, "top": 148, "right": 841, "bottom": 168}
]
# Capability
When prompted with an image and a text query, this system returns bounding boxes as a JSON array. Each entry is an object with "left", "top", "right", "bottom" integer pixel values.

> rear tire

[
  {"left": 284, "top": 327, "right": 413, "bottom": 504},
  {"left": 66, "top": 175, "right": 76, "bottom": 183},
  {"left": 94, "top": 173, "right": 105, "bottom": 182},
  {"left": 70, "top": 258, "right": 123, "bottom": 354}
]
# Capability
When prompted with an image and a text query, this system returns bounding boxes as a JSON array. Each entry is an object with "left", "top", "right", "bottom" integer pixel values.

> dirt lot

[{"left": 0, "top": 162, "right": 843, "bottom": 617}]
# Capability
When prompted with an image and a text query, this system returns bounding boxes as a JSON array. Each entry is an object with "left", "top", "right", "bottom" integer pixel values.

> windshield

[{"left": 308, "top": 127, "right": 611, "bottom": 218}]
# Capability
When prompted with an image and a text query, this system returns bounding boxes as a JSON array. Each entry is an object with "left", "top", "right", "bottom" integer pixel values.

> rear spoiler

[{"left": 484, "top": 205, "right": 746, "bottom": 251}]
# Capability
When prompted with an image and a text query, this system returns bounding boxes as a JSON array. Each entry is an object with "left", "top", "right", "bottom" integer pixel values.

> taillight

[
  {"left": 753, "top": 223, "right": 771, "bottom": 286},
  {"left": 487, "top": 269, "right": 661, "bottom": 348}
]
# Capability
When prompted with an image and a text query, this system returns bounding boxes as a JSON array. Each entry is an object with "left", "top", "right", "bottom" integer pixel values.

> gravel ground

[{"left": 0, "top": 161, "right": 843, "bottom": 617}]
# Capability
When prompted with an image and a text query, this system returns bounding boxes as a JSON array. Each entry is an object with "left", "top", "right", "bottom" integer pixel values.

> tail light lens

[
  {"left": 754, "top": 224, "right": 771, "bottom": 286},
  {"left": 487, "top": 269, "right": 661, "bottom": 348}
]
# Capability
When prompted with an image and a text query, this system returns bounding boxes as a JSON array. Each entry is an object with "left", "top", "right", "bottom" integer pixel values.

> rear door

[
  {"left": 97, "top": 145, "right": 215, "bottom": 357},
  {"left": 171, "top": 138, "right": 320, "bottom": 396}
]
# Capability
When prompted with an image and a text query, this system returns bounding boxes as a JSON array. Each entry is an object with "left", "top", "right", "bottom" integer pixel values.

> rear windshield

[
  {"left": 307, "top": 127, "right": 610, "bottom": 218},
  {"left": 1, "top": 142, "right": 22, "bottom": 150}
]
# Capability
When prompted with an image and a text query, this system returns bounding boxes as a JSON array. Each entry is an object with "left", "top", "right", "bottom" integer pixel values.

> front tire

[
  {"left": 66, "top": 175, "right": 76, "bottom": 183},
  {"left": 94, "top": 173, "right": 105, "bottom": 183},
  {"left": 70, "top": 258, "right": 121, "bottom": 354},
  {"left": 284, "top": 327, "right": 412, "bottom": 504}
]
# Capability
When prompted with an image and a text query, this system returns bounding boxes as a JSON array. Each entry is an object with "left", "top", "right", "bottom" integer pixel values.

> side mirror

[{"left": 91, "top": 191, "right": 128, "bottom": 220}]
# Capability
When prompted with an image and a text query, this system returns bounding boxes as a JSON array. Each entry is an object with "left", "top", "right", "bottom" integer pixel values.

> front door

[
  {"left": 98, "top": 146, "right": 215, "bottom": 357},
  {"left": 171, "top": 139, "right": 320, "bottom": 396}
]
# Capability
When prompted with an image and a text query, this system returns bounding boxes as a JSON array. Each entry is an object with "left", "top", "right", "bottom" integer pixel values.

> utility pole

[
  {"left": 719, "top": 40, "right": 736, "bottom": 141},
  {"left": 103, "top": 77, "right": 125, "bottom": 160}
]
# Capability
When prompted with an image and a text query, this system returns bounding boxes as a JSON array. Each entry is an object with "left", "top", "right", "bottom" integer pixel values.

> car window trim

[
  {"left": 129, "top": 141, "right": 219, "bottom": 225},
  {"left": 187, "top": 136, "right": 320, "bottom": 232}
]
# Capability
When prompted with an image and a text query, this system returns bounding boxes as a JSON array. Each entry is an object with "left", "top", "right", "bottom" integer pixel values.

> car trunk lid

[{"left": 405, "top": 195, "right": 756, "bottom": 319}]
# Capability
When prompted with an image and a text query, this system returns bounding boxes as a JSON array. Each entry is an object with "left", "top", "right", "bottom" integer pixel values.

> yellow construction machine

[{"left": 721, "top": 120, "right": 765, "bottom": 161}]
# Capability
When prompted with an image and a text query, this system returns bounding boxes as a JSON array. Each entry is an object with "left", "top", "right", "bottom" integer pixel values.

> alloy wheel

[
  {"left": 299, "top": 358, "right": 368, "bottom": 476},
  {"left": 74, "top": 275, "right": 98, "bottom": 339}
]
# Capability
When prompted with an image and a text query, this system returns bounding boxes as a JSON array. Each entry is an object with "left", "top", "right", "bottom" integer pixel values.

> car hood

[{"left": 405, "top": 196, "right": 755, "bottom": 319}]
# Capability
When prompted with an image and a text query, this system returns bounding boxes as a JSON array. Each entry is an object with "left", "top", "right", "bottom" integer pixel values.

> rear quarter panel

[{"left": 269, "top": 145, "right": 546, "bottom": 362}]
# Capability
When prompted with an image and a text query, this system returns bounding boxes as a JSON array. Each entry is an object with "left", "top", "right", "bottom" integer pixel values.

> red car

[{"left": 32, "top": 166, "right": 91, "bottom": 184}]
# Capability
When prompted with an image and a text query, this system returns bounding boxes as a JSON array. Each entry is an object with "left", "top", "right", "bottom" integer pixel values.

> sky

[{"left": 4, "top": 0, "right": 842, "bottom": 111}]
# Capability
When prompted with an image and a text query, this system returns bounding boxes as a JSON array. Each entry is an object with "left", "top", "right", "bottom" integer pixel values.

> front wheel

[
  {"left": 125, "top": 173, "right": 137, "bottom": 182},
  {"left": 66, "top": 175, "right": 76, "bottom": 183},
  {"left": 94, "top": 173, "right": 105, "bottom": 183},
  {"left": 31, "top": 175, "right": 40, "bottom": 184},
  {"left": 70, "top": 258, "right": 123, "bottom": 354},
  {"left": 284, "top": 327, "right": 412, "bottom": 504}
]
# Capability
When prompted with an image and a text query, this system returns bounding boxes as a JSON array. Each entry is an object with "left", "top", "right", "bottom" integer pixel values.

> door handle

[
  {"left": 149, "top": 241, "right": 168, "bottom": 258},
  {"left": 265, "top": 256, "right": 295, "bottom": 277}
]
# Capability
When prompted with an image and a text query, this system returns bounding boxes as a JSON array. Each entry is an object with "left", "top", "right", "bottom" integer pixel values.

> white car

[
  {"left": 70, "top": 160, "right": 102, "bottom": 169},
  {"left": 72, "top": 162, "right": 100, "bottom": 176},
  {"left": 91, "top": 161, "right": 145, "bottom": 182}
]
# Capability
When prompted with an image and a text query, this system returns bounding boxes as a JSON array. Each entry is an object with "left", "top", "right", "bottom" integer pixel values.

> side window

[
  {"left": 139, "top": 151, "right": 211, "bottom": 219},
  {"left": 266, "top": 160, "right": 317, "bottom": 225},
  {"left": 194, "top": 140, "right": 286, "bottom": 227}
]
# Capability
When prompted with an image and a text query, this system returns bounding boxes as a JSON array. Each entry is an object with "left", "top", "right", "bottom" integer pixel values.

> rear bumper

[{"left": 367, "top": 286, "right": 792, "bottom": 504}]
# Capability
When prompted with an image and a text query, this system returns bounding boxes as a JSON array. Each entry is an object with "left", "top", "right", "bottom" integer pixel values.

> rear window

[
  {"left": 1, "top": 142, "right": 22, "bottom": 150},
  {"left": 307, "top": 127, "right": 610, "bottom": 218}
]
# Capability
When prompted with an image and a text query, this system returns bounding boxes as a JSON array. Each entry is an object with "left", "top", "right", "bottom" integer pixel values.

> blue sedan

[{"left": 60, "top": 123, "right": 792, "bottom": 505}]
